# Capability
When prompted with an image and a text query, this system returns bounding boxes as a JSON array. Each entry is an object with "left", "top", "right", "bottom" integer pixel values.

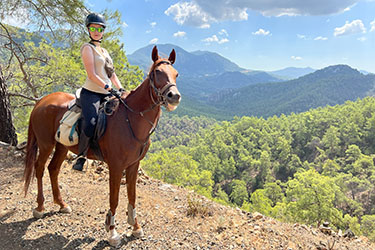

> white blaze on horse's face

[{"left": 155, "top": 63, "right": 181, "bottom": 110}]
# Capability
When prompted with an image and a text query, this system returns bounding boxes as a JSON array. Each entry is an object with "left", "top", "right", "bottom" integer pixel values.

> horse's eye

[{"left": 155, "top": 69, "right": 162, "bottom": 74}]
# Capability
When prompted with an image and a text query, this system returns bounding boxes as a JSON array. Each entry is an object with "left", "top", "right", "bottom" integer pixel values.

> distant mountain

[
  {"left": 128, "top": 45, "right": 374, "bottom": 120},
  {"left": 208, "top": 64, "right": 375, "bottom": 117},
  {"left": 128, "top": 43, "right": 282, "bottom": 98},
  {"left": 269, "top": 67, "right": 316, "bottom": 80},
  {"left": 180, "top": 70, "right": 282, "bottom": 98},
  {"left": 127, "top": 44, "right": 244, "bottom": 76}
]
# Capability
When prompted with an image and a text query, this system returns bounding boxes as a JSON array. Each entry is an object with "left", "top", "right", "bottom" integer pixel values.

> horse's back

[
  {"left": 30, "top": 92, "right": 75, "bottom": 143},
  {"left": 35, "top": 92, "right": 74, "bottom": 108}
]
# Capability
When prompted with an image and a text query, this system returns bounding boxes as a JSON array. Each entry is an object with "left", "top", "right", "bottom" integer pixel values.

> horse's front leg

[
  {"left": 105, "top": 167, "right": 123, "bottom": 247},
  {"left": 126, "top": 162, "right": 144, "bottom": 237}
]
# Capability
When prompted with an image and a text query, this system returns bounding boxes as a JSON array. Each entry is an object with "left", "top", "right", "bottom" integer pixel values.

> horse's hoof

[
  {"left": 59, "top": 206, "right": 72, "bottom": 214},
  {"left": 32, "top": 209, "right": 44, "bottom": 219},
  {"left": 108, "top": 230, "right": 121, "bottom": 247},
  {"left": 132, "top": 228, "right": 144, "bottom": 238}
]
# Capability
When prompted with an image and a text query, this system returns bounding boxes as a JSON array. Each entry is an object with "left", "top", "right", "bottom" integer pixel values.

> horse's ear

[
  {"left": 168, "top": 49, "right": 176, "bottom": 64},
  {"left": 152, "top": 46, "right": 159, "bottom": 62}
]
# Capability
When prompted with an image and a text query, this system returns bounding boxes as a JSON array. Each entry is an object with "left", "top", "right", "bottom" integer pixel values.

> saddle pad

[{"left": 55, "top": 105, "right": 80, "bottom": 146}]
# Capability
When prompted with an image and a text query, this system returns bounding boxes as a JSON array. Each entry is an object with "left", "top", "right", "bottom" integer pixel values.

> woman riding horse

[{"left": 24, "top": 32, "right": 180, "bottom": 247}]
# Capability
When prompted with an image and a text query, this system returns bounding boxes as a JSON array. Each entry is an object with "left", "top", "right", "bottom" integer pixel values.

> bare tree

[{"left": 0, "top": 65, "right": 17, "bottom": 145}]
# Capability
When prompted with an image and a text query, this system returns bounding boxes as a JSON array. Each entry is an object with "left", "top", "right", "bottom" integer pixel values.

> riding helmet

[{"left": 85, "top": 13, "right": 106, "bottom": 28}]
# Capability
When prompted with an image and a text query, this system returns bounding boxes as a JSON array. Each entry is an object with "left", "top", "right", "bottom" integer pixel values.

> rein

[{"left": 115, "top": 59, "right": 175, "bottom": 164}]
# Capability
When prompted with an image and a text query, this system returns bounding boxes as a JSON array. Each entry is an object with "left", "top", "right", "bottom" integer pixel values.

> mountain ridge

[
  {"left": 127, "top": 44, "right": 375, "bottom": 119},
  {"left": 210, "top": 64, "right": 375, "bottom": 117},
  {"left": 128, "top": 43, "right": 284, "bottom": 99},
  {"left": 128, "top": 43, "right": 244, "bottom": 76},
  {"left": 269, "top": 66, "right": 316, "bottom": 80}
]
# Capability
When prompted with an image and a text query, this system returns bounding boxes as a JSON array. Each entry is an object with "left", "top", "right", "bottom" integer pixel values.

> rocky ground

[{"left": 1, "top": 143, "right": 375, "bottom": 250}]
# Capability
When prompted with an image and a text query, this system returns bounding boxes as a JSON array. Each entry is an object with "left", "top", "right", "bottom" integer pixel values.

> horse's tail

[{"left": 23, "top": 119, "right": 38, "bottom": 197}]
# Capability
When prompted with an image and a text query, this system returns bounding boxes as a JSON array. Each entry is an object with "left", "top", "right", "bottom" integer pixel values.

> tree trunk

[{"left": 0, "top": 67, "right": 18, "bottom": 145}]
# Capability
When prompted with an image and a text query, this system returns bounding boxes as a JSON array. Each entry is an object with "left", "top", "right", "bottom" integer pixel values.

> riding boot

[{"left": 72, "top": 132, "right": 91, "bottom": 171}]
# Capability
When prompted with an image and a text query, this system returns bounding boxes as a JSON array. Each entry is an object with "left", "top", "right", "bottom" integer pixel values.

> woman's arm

[
  {"left": 110, "top": 72, "right": 123, "bottom": 90},
  {"left": 81, "top": 45, "right": 108, "bottom": 89}
]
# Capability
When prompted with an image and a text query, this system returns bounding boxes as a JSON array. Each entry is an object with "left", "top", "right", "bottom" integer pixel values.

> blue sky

[{"left": 5, "top": 0, "right": 375, "bottom": 72}]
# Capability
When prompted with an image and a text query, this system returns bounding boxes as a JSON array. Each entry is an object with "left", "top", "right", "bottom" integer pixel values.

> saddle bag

[{"left": 55, "top": 104, "right": 81, "bottom": 146}]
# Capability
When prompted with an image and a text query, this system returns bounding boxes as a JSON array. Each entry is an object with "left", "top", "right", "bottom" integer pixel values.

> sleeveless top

[{"left": 80, "top": 43, "right": 113, "bottom": 94}]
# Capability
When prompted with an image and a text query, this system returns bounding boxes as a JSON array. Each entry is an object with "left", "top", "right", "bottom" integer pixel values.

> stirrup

[{"left": 72, "top": 157, "right": 86, "bottom": 171}]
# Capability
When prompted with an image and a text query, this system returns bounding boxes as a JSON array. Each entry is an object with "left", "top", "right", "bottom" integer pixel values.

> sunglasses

[{"left": 88, "top": 27, "right": 105, "bottom": 33}]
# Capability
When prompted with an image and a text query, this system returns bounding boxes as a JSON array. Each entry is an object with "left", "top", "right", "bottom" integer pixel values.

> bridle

[
  {"left": 148, "top": 59, "right": 177, "bottom": 108},
  {"left": 119, "top": 59, "right": 176, "bottom": 114}
]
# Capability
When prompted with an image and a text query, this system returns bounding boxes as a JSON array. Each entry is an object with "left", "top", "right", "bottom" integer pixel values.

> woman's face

[{"left": 88, "top": 24, "right": 105, "bottom": 40}]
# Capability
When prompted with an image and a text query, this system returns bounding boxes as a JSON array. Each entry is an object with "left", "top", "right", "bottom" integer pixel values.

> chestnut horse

[{"left": 23, "top": 46, "right": 180, "bottom": 246}]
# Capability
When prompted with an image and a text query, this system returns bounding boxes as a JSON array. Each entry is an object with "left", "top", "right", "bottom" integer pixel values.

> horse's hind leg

[
  {"left": 33, "top": 145, "right": 54, "bottom": 218},
  {"left": 48, "top": 143, "right": 71, "bottom": 213}
]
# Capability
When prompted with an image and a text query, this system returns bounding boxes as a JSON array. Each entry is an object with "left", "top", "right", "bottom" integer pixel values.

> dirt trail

[{"left": 1, "top": 145, "right": 374, "bottom": 250}]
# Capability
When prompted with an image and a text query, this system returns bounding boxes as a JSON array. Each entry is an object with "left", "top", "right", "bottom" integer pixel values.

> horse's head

[{"left": 148, "top": 46, "right": 181, "bottom": 111}]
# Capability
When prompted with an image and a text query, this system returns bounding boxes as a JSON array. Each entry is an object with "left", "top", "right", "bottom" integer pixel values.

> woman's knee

[{"left": 83, "top": 118, "right": 96, "bottom": 138}]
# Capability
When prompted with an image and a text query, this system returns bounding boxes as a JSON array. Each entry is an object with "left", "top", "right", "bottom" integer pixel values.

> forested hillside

[
  {"left": 145, "top": 97, "right": 375, "bottom": 240},
  {"left": 209, "top": 65, "right": 375, "bottom": 118}
]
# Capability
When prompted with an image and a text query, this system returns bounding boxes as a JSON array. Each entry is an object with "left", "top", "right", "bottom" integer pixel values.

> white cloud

[
  {"left": 165, "top": 2, "right": 214, "bottom": 28},
  {"left": 149, "top": 38, "right": 158, "bottom": 44},
  {"left": 291, "top": 56, "right": 302, "bottom": 60},
  {"left": 357, "top": 37, "right": 367, "bottom": 42},
  {"left": 370, "top": 19, "right": 375, "bottom": 32},
  {"left": 173, "top": 31, "right": 186, "bottom": 37},
  {"left": 150, "top": 22, "right": 157, "bottom": 27},
  {"left": 219, "top": 38, "right": 229, "bottom": 44},
  {"left": 334, "top": 19, "right": 366, "bottom": 36},
  {"left": 252, "top": 28, "right": 271, "bottom": 36},
  {"left": 297, "top": 34, "right": 307, "bottom": 39},
  {"left": 202, "top": 35, "right": 229, "bottom": 44},
  {"left": 219, "top": 29, "right": 228, "bottom": 37},
  {"left": 196, "top": 0, "right": 358, "bottom": 16},
  {"left": 165, "top": 0, "right": 360, "bottom": 27},
  {"left": 314, "top": 36, "right": 328, "bottom": 40}
]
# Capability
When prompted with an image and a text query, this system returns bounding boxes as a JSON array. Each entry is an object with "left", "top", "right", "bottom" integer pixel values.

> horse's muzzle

[
  {"left": 166, "top": 86, "right": 181, "bottom": 105},
  {"left": 165, "top": 85, "right": 181, "bottom": 111}
]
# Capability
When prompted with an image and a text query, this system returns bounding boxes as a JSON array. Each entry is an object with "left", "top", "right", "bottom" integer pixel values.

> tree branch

[{"left": 8, "top": 92, "right": 40, "bottom": 102}]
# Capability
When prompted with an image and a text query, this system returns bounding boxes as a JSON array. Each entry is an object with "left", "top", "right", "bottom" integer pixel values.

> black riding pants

[{"left": 80, "top": 88, "right": 109, "bottom": 138}]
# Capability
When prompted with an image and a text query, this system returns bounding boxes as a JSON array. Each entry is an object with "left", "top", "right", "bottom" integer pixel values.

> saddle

[{"left": 55, "top": 89, "right": 119, "bottom": 160}]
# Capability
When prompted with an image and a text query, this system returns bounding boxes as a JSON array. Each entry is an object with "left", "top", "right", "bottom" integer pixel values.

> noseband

[{"left": 148, "top": 60, "right": 177, "bottom": 107}]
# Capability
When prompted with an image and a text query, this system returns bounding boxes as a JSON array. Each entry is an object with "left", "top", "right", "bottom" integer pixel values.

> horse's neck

[
  {"left": 123, "top": 78, "right": 160, "bottom": 138},
  {"left": 127, "top": 78, "right": 156, "bottom": 111}
]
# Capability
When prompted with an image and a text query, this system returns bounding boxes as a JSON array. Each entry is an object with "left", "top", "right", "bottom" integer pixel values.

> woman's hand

[{"left": 108, "top": 88, "right": 122, "bottom": 98}]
